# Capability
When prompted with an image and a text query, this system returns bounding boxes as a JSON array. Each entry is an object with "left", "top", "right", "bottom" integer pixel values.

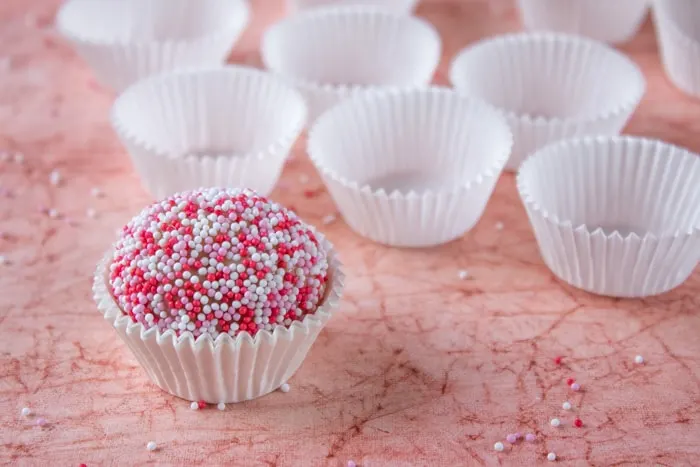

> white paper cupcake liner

[
  {"left": 653, "top": 0, "right": 700, "bottom": 98},
  {"left": 286, "top": 0, "right": 419, "bottom": 14},
  {"left": 93, "top": 235, "right": 344, "bottom": 403},
  {"left": 449, "top": 32, "right": 645, "bottom": 171},
  {"left": 518, "top": 136, "right": 700, "bottom": 298},
  {"left": 517, "top": 0, "right": 649, "bottom": 44},
  {"left": 56, "top": 0, "right": 250, "bottom": 92},
  {"left": 308, "top": 87, "right": 512, "bottom": 247},
  {"left": 111, "top": 66, "right": 307, "bottom": 200},
  {"left": 261, "top": 6, "right": 441, "bottom": 123}
]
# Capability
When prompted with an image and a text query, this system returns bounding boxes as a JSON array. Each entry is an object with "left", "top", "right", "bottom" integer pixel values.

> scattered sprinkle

[
  {"left": 547, "top": 452, "right": 556, "bottom": 461},
  {"left": 86, "top": 208, "right": 97, "bottom": 219},
  {"left": 514, "top": 432, "right": 522, "bottom": 439},
  {"left": 79, "top": 464, "right": 87, "bottom": 467},
  {"left": 14, "top": 152, "right": 24, "bottom": 164},
  {"left": 0, "top": 255, "right": 7, "bottom": 266},
  {"left": 217, "top": 402, "right": 226, "bottom": 411},
  {"left": 458, "top": 270, "right": 469, "bottom": 280},
  {"left": 91, "top": 187, "right": 103, "bottom": 198},
  {"left": 322, "top": 213, "right": 336, "bottom": 225},
  {"left": 299, "top": 174, "right": 309, "bottom": 184},
  {"left": 634, "top": 355, "right": 644, "bottom": 364},
  {"left": 505, "top": 433, "right": 517, "bottom": 444},
  {"left": 146, "top": 441, "right": 157, "bottom": 451},
  {"left": 48, "top": 208, "right": 59, "bottom": 219},
  {"left": 190, "top": 401, "right": 198, "bottom": 410},
  {"left": 347, "top": 461, "right": 356, "bottom": 467},
  {"left": 303, "top": 189, "right": 317, "bottom": 198},
  {"left": 566, "top": 378, "right": 575, "bottom": 386},
  {"left": 49, "top": 169, "right": 61, "bottom": 186},
  {"left": 550, "top": 418, "right": 561, "bottom": 428},
  {"left": 494, "top": 441, "right": 505, "bottom": 452},
  {"left": 571, "top": 382, "right": 581, "bottom": 392},
  {"left": 280, "top": 383, "right": 291, "bottom": 393},
  {"left": 197, "top": 401, "right": 207, "bottom": 410},
  {"left": 35, "top": 417, "right": 47, "bottom": 427},
  {"left": 554, "top": 356, "right": 562, "bottom": 365},
  {"left": 495, "top": 221, "right": 504, "bottom": 231},
  {"left": 525, "top": 433, "right": 536, "bottom": 442},
  {"left": 562, "top": 401, "right": 572, "bottom": 410},
  {"left": 21, "top": 407, "right": 31, "bottom": 417},
  {"left": 574, "top": 418, "right": 583, "bottom": 428}
]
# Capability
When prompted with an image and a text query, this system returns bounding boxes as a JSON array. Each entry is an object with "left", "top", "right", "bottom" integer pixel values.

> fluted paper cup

[
  {"left": 308, "top": 87, "right": 512, "bottom": 247},
  {"left": 653, "top": 0, "right": 700, "bottom": 98},
  {"left": 518, "top": 136, "right": 700, "bottom": 298},
  {"left": 449, "top": 32, "right": 645, "bottom": 171},
  {"left": 286, "top": 0, "right": 419, "bottom": 14},
  {"left": 261, "top": 6, "right": 441, "bottom": 123},
  {"left": 56, "top": 0, "right": 250, "bottom": 92},
  {"left": 517, "top": 0, "right": 649, "bottom": 44},
  {"left": 93, "top": 235, "right": 344, "bottom": 403},
  {"left": 111, "top": 66, "right": 307, "bottom": 199}
]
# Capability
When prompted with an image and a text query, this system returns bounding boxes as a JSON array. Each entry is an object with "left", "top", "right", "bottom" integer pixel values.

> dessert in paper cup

[
  {"left": 517, "top": 0, "right": 649, "bottom": 44},
  {"left": 261, "top": 6, "right": 441, "bottom": 123},
  {"left": 518, "top": 136, "right": 700, "bottom": 298},
  {"left": 93, "top": 187, "right": 344, "bottom": 403},
  {"left": 56, "top": 0, "right": 250, "bottom": 92},
  {"left": 308, "top": 87, "right": 512, "bottom": 247},
  {"left": 653, "top": 0, "right": 700, "bottom": 98},
  {"left": 449, "top": 32, "right": 645, "bottom": 171},
  {"left": 286, "top": 0, "right": 419, "bottom": 14},
  {"left": 111, "top": 66, "right": 307, "bottom": 200}
]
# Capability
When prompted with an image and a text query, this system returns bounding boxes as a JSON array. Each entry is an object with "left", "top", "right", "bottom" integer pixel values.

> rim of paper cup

[
  {"left": 448, "top": 32, "right": 646, "bottom": 126},
  {"left": 93, "top": 232, "right": 345, "bottom": 348},
  {"left": 110, "top": 65, "right": 308, "bottom": 163},
  {"left": 653, "top": 0, "right": 700, "bottom": 53},
  {"left": 56, "top": 0, "right": 250, "bottom": 47},
  {"left": 261, "top": 6, "right": 441, "bottom": 94},
  {"left": 288, "top": 0, "right": 419, "bottom": 13},
  {"left": 308, "top": 86, "right": 513, "bottom": 198},
  {"left": 517, "top": 135, "right": 700, "bottom": 240}
]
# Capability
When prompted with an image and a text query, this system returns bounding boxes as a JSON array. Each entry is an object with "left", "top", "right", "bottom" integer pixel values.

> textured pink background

[{"left": 2, "top": 0, "right": 700, "bottom": 466}]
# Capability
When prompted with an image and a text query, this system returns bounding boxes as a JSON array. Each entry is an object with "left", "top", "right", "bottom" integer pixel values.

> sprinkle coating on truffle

[{"left": 109, "top": 188, "right": 329, "bottom": 339}]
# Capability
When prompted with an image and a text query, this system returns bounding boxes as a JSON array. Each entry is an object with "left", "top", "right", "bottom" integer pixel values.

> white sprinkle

[
  {"left": 279, "top": 382, "right": 290, "bottom": 393},
  {"left": 494, "top": 441, "right": 505, "bottom": 452},
  {"left": 14, "top": 152, "right": 24, "bottom": 164},
  {"left": 634, "top": 355, "right": 644, "bottom": 364},
  {"left": 550, "top": 418, "right": 561, "bottom": 427},
  {"left": 547, "top": 452, "right": 557, "bottom": 461},
  {"left": 86, "top": 208, "right": 97, "bottom": 219},
  {"left": 562, "top": 401, "right": 572, "bottom": 411},
  {"left": 190, "top": 401, "right": 198, "bottom": 410},
  {"left": 495, "top": 222, "right": 504, "bottom": 231},
  {"left": 458, "top": 269, "right": 469, "bottom": 280},
  {"left": 48, "top": 208, "right": 59, "bottom": 219},
  {"left": 298, "top": 174, "right": 309, "bottom": 184},
  {"left": 321, "top": 214, "right": 336, "bottom": 225},
  {"left": 0, "top": 255, "right": 7, "bottom": 265},
  {"left": 217, "top": 402, "right": 226, "bottom": 411},
  {"left": 90, "top": 187, "right": 103, "bottom": 198},
  {"left": 49, "top": 169, "right": 61, "bottom": 186},
  {"left": 20, "top": 407, "right": 31, "bottom": 417},
  {"left": 146, "top": 441, "right": 157, "bottom": 451}
]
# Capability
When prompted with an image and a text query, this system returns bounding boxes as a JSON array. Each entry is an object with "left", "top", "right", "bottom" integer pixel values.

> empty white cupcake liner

[
  {"left": 449, "top": 32, "right": 645, "bottom": 171},
  {"left": 517, "top": 0, "right": 649, "bottom": 44},
  {"left": 56, "top": 0, "right": 250, "bottom": 92},
  {"left": 286, "top": 0, "right": 419, "bottom": 14},
  {"left": 308, "top": 87, "right": 513, "bottom": 247},
  {"left": 93, "top": 235, "right": 344, "bottom": 403},
  {"left": 262, "top": 6, "right": 441, "bottom": 123},
  {"left": 653, "top": 0, "right": 700, "bottom": 98},
  {"left": 111, "top": 66, "right": 307, "bottom": 200},
  {"left": 518, "top": 136, "right": 700, "bottom": 298}
]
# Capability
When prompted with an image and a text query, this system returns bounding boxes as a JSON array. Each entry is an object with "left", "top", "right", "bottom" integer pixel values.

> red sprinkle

[
  {"left": 574, "top": 418, "right": 583, "bottom": 428},
  {"left": 79, "top": 464, "right": 88, "bottom": 467},
  {"left": 554, "top": 356, "right": 563, "bottom": 365},
  {"left": 566, "top": 378, "right": 575, "bottom": 386},
  {"left": 197, "top": 400, "right": 207, "bottom": 410}
]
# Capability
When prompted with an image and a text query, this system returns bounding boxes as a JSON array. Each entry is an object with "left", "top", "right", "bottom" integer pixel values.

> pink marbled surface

[{"left": 2, "top": 0, "right": 700, "bottom": 466}]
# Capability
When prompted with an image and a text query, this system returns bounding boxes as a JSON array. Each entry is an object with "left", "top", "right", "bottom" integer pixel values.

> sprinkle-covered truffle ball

[{"left": 109, "top": 188, "right": 329, "bottom": 339}]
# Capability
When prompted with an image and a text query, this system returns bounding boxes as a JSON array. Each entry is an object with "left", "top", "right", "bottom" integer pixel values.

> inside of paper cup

[
  {"left": 311, "top": 91, "right": 510, "bottom": 194},
  {"left": 522, "top": 141, "right": 700, "bottom": 236},
  {"left": 451, "top": 36, "right": 642, "bottom": 121},
  {"left": 264, "top": 11, "right": 439, "bottom": 86},
  {"left": 60, "top": 0, "right": 242, "bottom": 42},
  {"left": 659, "top": 0, "right": 700, "bottom": 41}
]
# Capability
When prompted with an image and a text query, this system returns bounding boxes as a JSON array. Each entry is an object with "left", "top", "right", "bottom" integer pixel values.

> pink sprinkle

[
  {"left": 525, "top": 433, "right": 536, "bottom": 442},
  {"left": 571, "top": 382, "right": 581, "bottom": 391},
  {"left": 36, "top": 417, "right": 47, "bottom": 427},
  {"left": 506, "top": 433, "right": 517, "bottom": 444},
  {"left": 347, "top": 462, "right": 356, "bottom": 467}
]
